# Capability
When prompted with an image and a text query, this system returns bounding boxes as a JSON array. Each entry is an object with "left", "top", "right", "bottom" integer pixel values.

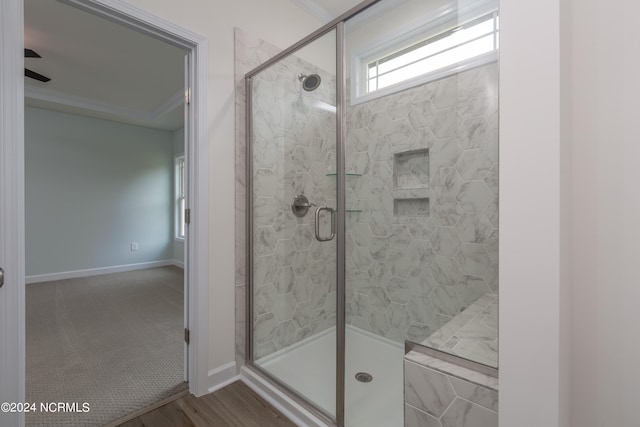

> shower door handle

[{"left": 315, "top": 206, "right": 335, "bottom": 242}]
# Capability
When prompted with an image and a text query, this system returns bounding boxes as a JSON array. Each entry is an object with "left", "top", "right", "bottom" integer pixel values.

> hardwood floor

[{"left": 117, "top": 381, "right": 297, "bottom": 427}]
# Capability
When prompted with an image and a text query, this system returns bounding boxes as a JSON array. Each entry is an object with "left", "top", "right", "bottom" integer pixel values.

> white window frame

[
  {"left": 350, "top": 0, "right": 499, "bottom": 105},
  {"left": 175, "top": 155, "right": 185, "bottom": 241}
]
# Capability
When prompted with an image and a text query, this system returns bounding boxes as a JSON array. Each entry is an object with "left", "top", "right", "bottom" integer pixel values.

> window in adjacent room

[{"left": 175, "top": 155, "right": 185, "bottom": 240}]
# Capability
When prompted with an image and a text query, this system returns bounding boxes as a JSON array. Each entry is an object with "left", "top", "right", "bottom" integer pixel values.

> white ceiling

[
  {"left": 24, "top": 0, "right": 187, "bottom": 131},
  {"left": 289, "top": 0, "right": 364, "bottom": 22},
  {"left": 22, "top": 0, "right": 361, "bottom": 131}
]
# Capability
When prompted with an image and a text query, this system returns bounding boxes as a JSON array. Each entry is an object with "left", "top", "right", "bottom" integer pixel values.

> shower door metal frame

[
  {"left": 335, "top": 21, "right": 347, "bottom": 426},
  {"left": 244, "top": 1, "right": 381, "bottom": 426}
]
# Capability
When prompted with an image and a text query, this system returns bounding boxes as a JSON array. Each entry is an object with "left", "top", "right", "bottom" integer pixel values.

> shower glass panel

[
  {"left": 247, "top": 0, "right": 499, "bottom": 425},
  {"left": 344, "top": 0, "right": 499, "bottom": 425},
  {"left": 248, "top": 30, "right": 339, "bottom": 421}
]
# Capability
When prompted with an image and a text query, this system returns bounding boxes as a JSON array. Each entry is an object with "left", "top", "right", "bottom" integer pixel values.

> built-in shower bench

[
  {"left": 403, "top": 293, "right": 499, "bottom": 427},
  {"left": 422, "top": 293, "right": 498, "bottom": 367}
]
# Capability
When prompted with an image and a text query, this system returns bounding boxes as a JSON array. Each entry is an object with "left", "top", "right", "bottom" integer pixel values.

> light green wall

[{"left": 25, "top": 107, "right": 175, "bottom": 276}]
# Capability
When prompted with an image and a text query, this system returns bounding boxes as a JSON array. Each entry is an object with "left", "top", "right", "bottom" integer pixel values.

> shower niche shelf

[
  {"left": 393, "top": 149, "right": 429, "bottom": 190},
  {"left": 394, "top": 198, "right": 429, "bottom": 217},
  {"left": 392, "top": 149, "right": 431, "bottom": 217}
]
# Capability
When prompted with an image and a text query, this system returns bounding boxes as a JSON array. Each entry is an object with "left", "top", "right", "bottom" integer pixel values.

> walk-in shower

[{"left": 244, "top": 0, "right": 499, "bottom": 425}]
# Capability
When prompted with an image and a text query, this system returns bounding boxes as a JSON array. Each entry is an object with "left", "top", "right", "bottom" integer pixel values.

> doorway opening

[{"left": 21, "top": 0, "right": 209, "bottom": 425}]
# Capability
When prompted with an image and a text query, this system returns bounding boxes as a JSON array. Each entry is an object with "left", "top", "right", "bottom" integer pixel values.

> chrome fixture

[
  {"left": 298, "top": 73, "right": 322, "bottom": 91},
  {"left": 355, "top": 372, "right": 373, "bottom": 383},
  {"left": 291, "top": 194, "right": 335, "bottom": 241},
  {"left": 315, "top": 206, "right": 336, "bottom": 242},
  {"left": 291, "top": 194, "right": 315, "bottom": 217}
]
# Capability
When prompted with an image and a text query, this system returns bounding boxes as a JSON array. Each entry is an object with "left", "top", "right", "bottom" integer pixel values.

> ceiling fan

[{"left": 24, "top": 49, "right": 51, "bottom": 83}]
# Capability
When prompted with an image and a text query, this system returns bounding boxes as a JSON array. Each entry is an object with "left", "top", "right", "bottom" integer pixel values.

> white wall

[
  {"left": 118, "top": 0, "right": 322, "bottom": 374},
  {"left": 502, "top": 0, "right": 640, "bottom": 425},
  {"left": 569, "top": 0, "right": 640, "bottom": 426},
  {"left": 345, "top": 0, "right": 451, "bottom": 55},
  {"left": 25, "top": 106, "right": 175, "bottom": 277},
  {"left": 499, "top": 0, "right": 568, "bottom": 425}
]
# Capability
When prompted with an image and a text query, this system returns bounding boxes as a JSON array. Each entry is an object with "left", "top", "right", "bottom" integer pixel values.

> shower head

[{"left": 298, "top": 73, "right": 321, "bottom": 91}]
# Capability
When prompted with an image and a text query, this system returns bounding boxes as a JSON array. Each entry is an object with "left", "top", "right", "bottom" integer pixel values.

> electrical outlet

[{"left": 131, "top": 242, "right": 138, "bottom": 251}]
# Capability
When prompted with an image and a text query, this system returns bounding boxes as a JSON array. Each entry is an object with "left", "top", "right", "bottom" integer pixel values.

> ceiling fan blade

[
  {"left": 24, "top": 48, "right": 41, "bottom": 58},
  {"left": 25, "top": 68, "right": 51, "bottom": 83}
]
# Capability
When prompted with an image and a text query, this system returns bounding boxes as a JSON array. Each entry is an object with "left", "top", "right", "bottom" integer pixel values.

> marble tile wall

[
  {"left": 235, "top": 27, "right": 284, "bottom": 366},
  {"left": 237, "top": 28, "right": 339, "bottom": 360},
  {"left": 344, "top": 63, "right": 499, "bottom": 352},
  {"left": 404, "top": 350, "right": 498, "bottom": 427},
  {"left": 236, "top": 27, "right": 499, "bottom": 367}
]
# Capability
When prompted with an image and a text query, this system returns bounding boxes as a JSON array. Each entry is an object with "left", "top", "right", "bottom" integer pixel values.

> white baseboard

[
  {"left": 240, "top": 366, "right": 328, "bottom": 427},
  {"left": 207, "top": 361, "right": 238, "bottom": 393},
  {"left": 171, "top": 259, "right": 184, "bottom": 269},
  {"left": 25, "top": 260, "right": 177, "bottom": 284}
]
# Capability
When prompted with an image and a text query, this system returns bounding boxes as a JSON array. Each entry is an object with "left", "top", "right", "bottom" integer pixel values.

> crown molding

[
  {"left": 24, "top": 85, "right": 183, "bottom": 125},
  {"left": 25, "top": 85, "right": 145, "bottom": 120},
  {"left": 288, "top": 0, "right": 334, "bottom": 23},
  {"left": 152, "top": 89, "right": 184, "bottom": 118}
]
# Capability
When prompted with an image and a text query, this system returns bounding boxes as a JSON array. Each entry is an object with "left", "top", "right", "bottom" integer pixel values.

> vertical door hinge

[
  {"left": 185, "top": 208, "right": 191, "bottom": 225},
  {"left": 185, "top": 88, "right": 191, "bottom": 105},
  {"left": 184, "top": 328, "right": 190, "bottom": 344}
]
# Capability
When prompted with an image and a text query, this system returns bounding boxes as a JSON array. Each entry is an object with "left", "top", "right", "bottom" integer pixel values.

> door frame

[
  {"left": 1, "top": 1, "right": 210, "bottom": 425},
  {"left": 0, "top": 1, "right": 26, "bottom": 426}
]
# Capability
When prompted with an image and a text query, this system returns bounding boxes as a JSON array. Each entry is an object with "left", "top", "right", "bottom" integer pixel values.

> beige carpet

[{"left": 26, "top": 266, "right": 188, "bottom": 427}]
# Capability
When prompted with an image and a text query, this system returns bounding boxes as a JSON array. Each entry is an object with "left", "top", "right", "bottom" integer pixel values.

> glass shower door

[
  {"left": 248, "top": 29, "right": 339, "bottom": 422},
  {"left": 343, "top": 0, "right": 500, "bottom": 426}
]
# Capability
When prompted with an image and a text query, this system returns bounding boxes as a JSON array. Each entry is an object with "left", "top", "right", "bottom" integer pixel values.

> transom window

[
  {"left": 367, "top": 11, "right": 499, "bottom": 93},
  {"left": 351, "top": 2, "right": 499, "bottom": 104}
]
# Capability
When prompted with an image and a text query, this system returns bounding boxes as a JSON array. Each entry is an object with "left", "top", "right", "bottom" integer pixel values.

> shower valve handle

[
  {"left": 296, "top": 201, "right": 316, "bottom": 208},
  {"left": 291, "top": 194, "right": 315, "bottom": 217}
]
